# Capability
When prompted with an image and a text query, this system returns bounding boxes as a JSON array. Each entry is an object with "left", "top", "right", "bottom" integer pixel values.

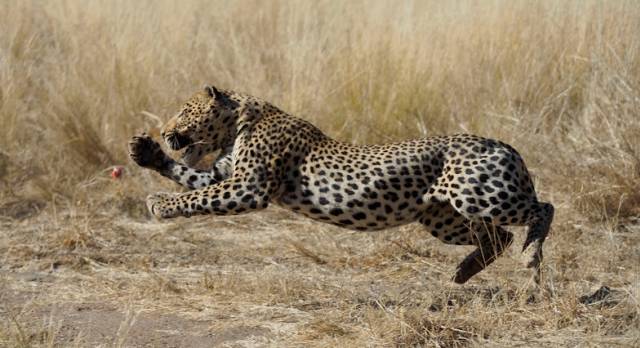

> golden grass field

[{"left": 1, "top": 0, "right": 639, "bottom": 346}]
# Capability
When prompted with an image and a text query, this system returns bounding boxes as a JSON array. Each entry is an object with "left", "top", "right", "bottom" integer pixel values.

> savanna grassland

[{"left": 1, "top": 0, "right": 639, "bottom": 346}]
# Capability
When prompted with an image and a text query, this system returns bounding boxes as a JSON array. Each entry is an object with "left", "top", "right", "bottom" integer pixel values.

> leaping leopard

[{"left": 129, "top": 85, "right": 554, "bottom": 284}]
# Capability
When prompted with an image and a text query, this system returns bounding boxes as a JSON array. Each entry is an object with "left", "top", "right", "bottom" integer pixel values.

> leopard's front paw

[
  {"left": 129, "top": 133, "right": 171, "bottom": 170},
  {"left": 146, "top": 192, "right": 180, "bottom": 219}
]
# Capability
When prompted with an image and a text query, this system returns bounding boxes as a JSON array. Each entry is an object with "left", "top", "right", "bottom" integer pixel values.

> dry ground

[
  {"left": 1, "top": 183, "right": 639, "bottom": 347},
  {"left": 1, "top": 0, "right": 639, "bottom": 347}
]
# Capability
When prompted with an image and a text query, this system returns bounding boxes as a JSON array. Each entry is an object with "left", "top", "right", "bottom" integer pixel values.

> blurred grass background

[{"left": 1, "top": 0, "right": 638, "bottom": 222}]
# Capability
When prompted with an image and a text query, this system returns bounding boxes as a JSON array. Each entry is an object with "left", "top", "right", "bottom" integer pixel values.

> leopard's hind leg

[
  {"left": 453, "top": 225, "right": 513, "bottom": 284},
  {"left": 419, "top": 202, "right": 514, "bottom": 283}
]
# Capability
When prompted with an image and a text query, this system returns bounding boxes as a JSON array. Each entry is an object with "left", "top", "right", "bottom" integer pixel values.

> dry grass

[{"left": 1, "top": 0, "right": 639, "bottom": 346}]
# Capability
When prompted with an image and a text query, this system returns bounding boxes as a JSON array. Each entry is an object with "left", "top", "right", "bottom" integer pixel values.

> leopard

[{"left": 128, "top": 85, "right": 554, "bottom": 284}]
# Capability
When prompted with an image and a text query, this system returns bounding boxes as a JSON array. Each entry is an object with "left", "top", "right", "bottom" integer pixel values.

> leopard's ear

[{"left": 204, "top": 85, "right": 222, "bottom": 99}]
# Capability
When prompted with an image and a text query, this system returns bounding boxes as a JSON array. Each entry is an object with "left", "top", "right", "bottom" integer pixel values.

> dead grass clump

[
  {"left": 0, "top": 317, "right": 55, "bottom": 348},
  {"left": 397, "top": 315, "right": 481, "bottom": 347}
]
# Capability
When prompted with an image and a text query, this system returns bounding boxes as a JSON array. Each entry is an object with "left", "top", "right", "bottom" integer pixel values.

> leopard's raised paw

[{"left": 129, "top": 134, "right": 169, "bottom": 169}]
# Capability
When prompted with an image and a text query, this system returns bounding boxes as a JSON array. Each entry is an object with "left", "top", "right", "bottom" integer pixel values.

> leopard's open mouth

[{"left": 164, "top": 132, "right": 193, "bottom": 151}]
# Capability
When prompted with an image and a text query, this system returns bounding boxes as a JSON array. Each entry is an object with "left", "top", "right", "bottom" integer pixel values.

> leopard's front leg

[
  {"left": 128, "top": 134, "right": 231, "bottom": 189},
  {"left": 146, "top": 176, "right": 278, "bottom": 219}
]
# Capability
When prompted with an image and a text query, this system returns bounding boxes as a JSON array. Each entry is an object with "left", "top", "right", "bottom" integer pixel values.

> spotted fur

[{"left": 129, "top": 85, "right": 554, "bottom": 284}]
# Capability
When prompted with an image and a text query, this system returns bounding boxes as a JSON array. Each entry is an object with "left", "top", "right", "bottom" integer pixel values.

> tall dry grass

[
  {"left": 0, "top": 1, "right": 639, "bottom": 346},
  {"left": 1, "top": 0, "right": 638, "bottom": 221}
]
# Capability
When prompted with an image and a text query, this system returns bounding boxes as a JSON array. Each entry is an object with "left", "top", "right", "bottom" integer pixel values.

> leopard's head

[{"left": 161, "top": 85, "right": 239, "bottom": 154}]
